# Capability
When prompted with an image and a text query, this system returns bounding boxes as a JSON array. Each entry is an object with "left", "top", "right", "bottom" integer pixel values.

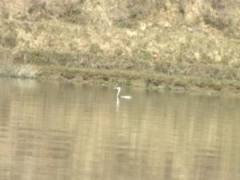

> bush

[
  {"left": 202, "top": 0, "right": 240, "bottom": 37},
  {"left": 0, "top": 30, "right": 17, "bottom": 48}
]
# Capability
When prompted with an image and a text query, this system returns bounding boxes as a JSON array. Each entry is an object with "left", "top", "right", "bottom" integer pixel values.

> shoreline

[{"left": 1, "top": 65, "right": 240, "bottom": 97}]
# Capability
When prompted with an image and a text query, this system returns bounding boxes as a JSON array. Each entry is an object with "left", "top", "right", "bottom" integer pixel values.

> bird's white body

[
  {"left": 115, "top": 87, "right": 132, "bottom": 99},
  {"left": 120, "top": 95, "right": 132, "bottom": 99}
]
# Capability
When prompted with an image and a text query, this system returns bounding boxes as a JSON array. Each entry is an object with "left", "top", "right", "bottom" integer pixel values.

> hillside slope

[{"left": 1, "top": 0, "right": 240, "bottom": 92}]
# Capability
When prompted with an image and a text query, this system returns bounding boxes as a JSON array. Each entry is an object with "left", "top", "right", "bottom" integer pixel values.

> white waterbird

[{"left": 114, "top": 87, "right": 132, "bottom": 99}]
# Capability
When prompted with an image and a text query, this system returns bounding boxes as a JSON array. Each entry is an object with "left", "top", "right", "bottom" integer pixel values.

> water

[{"left": 0, "top": 79, "right": 240, "bottom": 180}]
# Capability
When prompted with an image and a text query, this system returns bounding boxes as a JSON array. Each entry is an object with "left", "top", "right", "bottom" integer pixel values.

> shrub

[{"left": 0, "top": 30, "right": 17, "bottom": 48}]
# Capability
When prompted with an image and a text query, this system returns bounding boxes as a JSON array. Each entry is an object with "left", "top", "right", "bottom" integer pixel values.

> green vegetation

[{"left": 0, "top": 0, "right": 240, "bottom": 94}]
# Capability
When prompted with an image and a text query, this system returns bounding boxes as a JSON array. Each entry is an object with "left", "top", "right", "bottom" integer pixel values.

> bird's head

[{"left": 114, "top": 87, "right": 121, "bottom": 91}]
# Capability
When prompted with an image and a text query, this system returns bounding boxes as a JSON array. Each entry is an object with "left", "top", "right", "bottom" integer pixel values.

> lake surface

[{"left": 0, "top": 79, "right": 240, "bottom": 180}]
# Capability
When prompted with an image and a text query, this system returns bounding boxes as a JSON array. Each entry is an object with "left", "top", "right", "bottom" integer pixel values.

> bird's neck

[{"left": 117, "top": 89, "right": 121, "bottom": 97}]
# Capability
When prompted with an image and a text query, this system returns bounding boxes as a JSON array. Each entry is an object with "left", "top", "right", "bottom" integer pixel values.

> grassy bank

[
  {"left": 0, "top": 0, "right": 240, "bottom": 94},
  {"left": 41, "top": 66, "right": 240, "bottom": 93},
  {"left": 2, "top": 62, "right": 240, "bottom": 96}
]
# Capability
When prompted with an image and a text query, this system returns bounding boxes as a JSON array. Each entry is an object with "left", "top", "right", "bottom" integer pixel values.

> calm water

[{"left": 0, "top": 79, "right": 240, "bottom": 180}]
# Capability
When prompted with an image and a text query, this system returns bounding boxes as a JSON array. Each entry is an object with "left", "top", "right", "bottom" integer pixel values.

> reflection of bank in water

[{"left": 0, "top": 125, "right": 74, "bottom": 179}]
